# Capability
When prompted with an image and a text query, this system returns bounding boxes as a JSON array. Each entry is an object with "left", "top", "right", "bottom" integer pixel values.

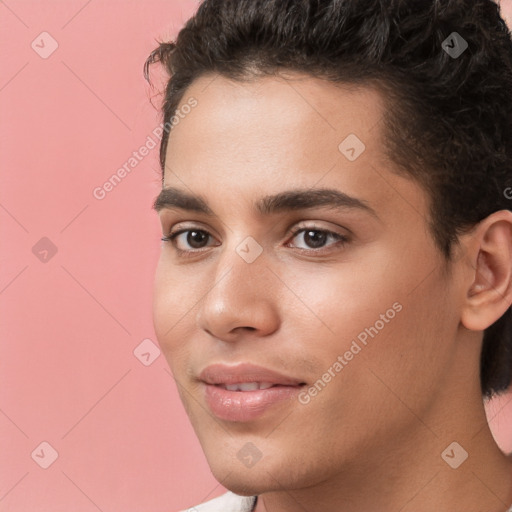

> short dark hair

[{"left": 144, "top": 0, "right": 512, "bottom": 398}]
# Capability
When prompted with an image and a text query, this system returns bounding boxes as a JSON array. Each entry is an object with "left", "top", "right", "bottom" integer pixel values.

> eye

[
  {"left": 161, "top": 228, "right": 217, "bottom": 253},
  {"left": 161, "top": 224, "right": 349, "bottom": 256},
  {"left": 286, "top": 226, "right": 349, "bottom": 251}
]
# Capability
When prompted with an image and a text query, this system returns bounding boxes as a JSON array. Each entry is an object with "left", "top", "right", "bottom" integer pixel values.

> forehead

[
  {"left": 163, "top": 72, "right": 428, "bottom": 226},
  {"left": 166, "top": 72, "right": 387, "bottom": 179},
  {"left": 170, "top": 71, "right": 387, "bottom": 153}
]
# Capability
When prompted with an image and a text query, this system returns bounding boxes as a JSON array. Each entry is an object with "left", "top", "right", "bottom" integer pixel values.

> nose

[{"left": 195, "top": 246, "right": 281, "bottom": 342}]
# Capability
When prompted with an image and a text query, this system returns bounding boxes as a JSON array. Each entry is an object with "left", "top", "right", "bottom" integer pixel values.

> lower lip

[{"left": 203, "top": 383, "right": 303, "bottom": 422}]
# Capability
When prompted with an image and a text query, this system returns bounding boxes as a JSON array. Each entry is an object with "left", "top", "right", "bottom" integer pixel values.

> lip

[
  {"left": 199, "top": 363, "right": 306, "bottom": 422},
  {"left": 199, "top": 363, "right": 304, "bottom": 386}
]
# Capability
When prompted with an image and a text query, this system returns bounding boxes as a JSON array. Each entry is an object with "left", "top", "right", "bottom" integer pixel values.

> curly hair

[{"left": 144, "top": 0, "right": 512, "bottom": 398}]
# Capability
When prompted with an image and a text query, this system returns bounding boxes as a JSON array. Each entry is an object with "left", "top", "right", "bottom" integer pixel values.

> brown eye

[
  {"left": 162, "top": 229, "right": 216, "bottom": 251},
  {"left": 288, "top": 227, "right": 348, "bottom": 251},
  {"left": 182, "top": 230, "right": 210, "bottom": 249},
  {"left": 302, "top": 230, "right": 328, "bottom": 248}
]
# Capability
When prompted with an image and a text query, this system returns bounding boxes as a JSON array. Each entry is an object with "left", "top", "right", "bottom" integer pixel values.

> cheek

[
  {"left": 280, "top": 256, "right": 403, "bottom": 350},
  {"left": 287, "top": 244, "right": 454, "bottom": 389},
  {"left": 152, "top": 255, "right": 198, "bottom": 370}
]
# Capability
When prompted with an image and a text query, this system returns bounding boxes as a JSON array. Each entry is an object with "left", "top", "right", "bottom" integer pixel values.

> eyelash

[{"left": 160, "top": 225, "right": 349, "bottom": 257}]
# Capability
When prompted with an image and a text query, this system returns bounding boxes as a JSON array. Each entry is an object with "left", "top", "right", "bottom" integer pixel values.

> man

[{"left": 144, "top": 0, "right": 512, "bottom": 510}]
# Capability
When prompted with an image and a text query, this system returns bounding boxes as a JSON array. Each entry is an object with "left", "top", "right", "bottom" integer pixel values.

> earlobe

[{"left": 460, "top": 210, "right": 512, "bottom": 332}]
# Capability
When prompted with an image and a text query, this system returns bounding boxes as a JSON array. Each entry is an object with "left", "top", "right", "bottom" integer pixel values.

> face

[{"left": 152, "top": 72, "right": 465, "bottom": 495}]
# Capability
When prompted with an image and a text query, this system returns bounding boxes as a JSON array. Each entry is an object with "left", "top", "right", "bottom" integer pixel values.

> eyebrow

[{"left": 153, "top": 186, "right": 378, "bottom": 218}]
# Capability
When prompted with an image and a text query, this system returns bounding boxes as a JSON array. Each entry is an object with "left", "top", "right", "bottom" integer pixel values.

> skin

[
  {"left": 500, "top": 0, "right": 512, "bottom": 27},
  {"left": 152, "top": 71, "right": 512, "bottom": 512}
]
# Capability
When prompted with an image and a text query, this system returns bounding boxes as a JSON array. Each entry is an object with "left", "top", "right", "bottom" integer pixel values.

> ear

[{"left": 460, "top": 210, "right": 512, "bottom": 332}]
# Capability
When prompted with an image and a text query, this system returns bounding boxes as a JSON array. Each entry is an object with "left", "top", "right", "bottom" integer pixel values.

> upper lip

[{"left": 199, "top": 363, "right": 305, "bottom": 386}]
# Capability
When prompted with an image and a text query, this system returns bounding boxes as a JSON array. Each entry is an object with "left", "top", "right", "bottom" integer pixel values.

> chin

[
  {"left": 205, "top": 444, "right": 316, "bottom": 497},
  {"left": 199, "top": 442, "right": 278, "bottom": 495},
  {"left": 213, "top": 468, "right": 279, "bottom": 496}
]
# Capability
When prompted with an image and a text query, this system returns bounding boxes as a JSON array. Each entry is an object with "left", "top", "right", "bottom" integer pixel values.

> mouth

[
  {"left": 198, "top": 363, "right": 307, "bottom": 422},
  {"left": 214, "top": 382, "right": 302, "bottom": 391},
  {"left": 199, "top": 362, "right": 305, "bottom": 386}
]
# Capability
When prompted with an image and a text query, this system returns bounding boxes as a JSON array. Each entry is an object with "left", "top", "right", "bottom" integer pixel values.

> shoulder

[{"left": 178, "top": 491, "right": 257, "bottom": 512}]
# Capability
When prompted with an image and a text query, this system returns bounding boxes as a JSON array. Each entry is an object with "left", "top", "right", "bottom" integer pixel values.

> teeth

[
  {"left": 238, "top": 382, "right": 259, "bottom": 391},
  {"left": 222, "top": 382, "right": 275, "bottom": 391}
]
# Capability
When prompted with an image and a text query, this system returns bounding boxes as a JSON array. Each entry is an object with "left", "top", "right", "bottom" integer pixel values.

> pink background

[{"left": 1, "top": 1, "right": 511, "bottom": 511}]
